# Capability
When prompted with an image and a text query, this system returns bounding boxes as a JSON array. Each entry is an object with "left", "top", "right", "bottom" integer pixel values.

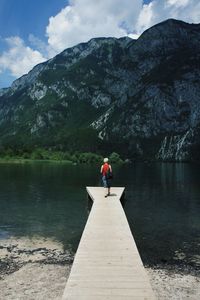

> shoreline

[
  {"left": 0, "top": 158, "right": 74, "bottom": 164},
  {"left": 0, "top": 237, "right": 199, "bottom": 299},
  {"left": 0, "top": 157, "right": 198, "bottom": 165},
  {"left": 0, "top": 237, "right": 72, "bottom": 300}
]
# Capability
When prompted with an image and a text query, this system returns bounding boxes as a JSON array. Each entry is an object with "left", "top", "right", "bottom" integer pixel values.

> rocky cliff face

[{"left": 0, "top": 19, "right": 200, "bottom": 161}]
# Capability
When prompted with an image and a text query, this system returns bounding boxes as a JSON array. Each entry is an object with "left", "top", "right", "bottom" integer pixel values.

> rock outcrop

[{"left": 0, "top": 19, "right": 200, "bottom": 161}]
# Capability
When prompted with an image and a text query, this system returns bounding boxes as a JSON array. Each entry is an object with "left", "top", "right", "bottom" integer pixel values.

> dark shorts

[{"left": 102, "top": 175, "right": 111, "bottom": 188}]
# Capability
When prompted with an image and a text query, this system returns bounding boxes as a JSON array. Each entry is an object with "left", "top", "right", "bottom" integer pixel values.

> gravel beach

[{"left": 0, "top": 237, "right": 200, "bottom": 300}]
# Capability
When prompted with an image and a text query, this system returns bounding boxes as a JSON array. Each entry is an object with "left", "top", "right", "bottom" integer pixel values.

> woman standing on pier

[{"left": 100, "top": 158, "right": 113, "bottom": 197}]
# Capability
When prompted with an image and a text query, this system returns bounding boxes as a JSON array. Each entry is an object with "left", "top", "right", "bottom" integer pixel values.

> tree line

[{"left": 0, "top": 147, "right": 124, "bottom": 164}]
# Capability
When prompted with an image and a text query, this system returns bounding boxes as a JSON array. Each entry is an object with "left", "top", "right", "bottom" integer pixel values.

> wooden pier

[{"left": 62, "top": 187, "right": 155, "bottom": 300}]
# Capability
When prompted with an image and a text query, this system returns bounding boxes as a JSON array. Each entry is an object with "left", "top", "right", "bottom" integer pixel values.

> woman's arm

[{"left": 100, "top": 165, "right": 103, "bottom": 173}]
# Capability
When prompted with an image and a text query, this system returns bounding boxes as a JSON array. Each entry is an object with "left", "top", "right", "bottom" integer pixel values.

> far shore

[
  {"left": 0, "top": 158, "right": 74, "bottom": 164},
  {"left": 0, "top": 157, "right": 197, "bottom": 165},
  {"left": 0, "top": 150, "right": 125, "bottom": 165}
]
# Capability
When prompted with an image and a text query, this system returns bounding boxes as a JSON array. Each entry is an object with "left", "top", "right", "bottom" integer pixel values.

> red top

[{"left": 102, "top": 163, "right": 110, "bottom": 176}]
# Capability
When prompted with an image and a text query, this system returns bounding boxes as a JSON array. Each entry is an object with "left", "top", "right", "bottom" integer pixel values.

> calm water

[{"left": 0, "top": 162, "right": 199, "bottom": 268}]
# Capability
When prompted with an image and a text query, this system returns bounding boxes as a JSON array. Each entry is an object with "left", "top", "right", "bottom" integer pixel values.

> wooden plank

[{"left": 62, "top": 187, "right": 156, "bottom": 300}]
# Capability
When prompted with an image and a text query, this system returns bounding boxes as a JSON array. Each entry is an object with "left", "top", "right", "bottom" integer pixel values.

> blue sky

[
  {"left": 0, "top": 0, "right": 199, "bottom": 88},
  {"left": 0, "top": 0, "right": 68, "bottom": 44},
  {"left": 0, "top": 0, "right": 68, "bottom": 87}
]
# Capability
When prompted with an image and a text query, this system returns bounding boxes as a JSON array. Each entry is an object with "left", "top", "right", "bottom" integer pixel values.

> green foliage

[
  {"left": 0, "top": 147, "right": 104, "bottom": 164},
  {"left": 31, "top": 148, "right": 45, "bottom": 160},
  {"left": 4, "top": 148, "right": 15, "bottom": 157},
  {"left": 109, "top": 152, "right": 123, "bottom": 164},
  {"left": 21, "top": 152, "right": 30, "bottom": 159},
  {"left": 74, "top": 152, "right": 103, "bottom": 164}
]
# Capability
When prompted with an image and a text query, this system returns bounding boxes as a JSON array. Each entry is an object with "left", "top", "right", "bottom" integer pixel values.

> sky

[{"left": 0, "top": 0, "right": 199, "bottom": 88}]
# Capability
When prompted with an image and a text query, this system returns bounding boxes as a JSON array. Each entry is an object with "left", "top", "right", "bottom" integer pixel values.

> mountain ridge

[{"left": 0, "top": 18, "right": 200, "bottom": 161}]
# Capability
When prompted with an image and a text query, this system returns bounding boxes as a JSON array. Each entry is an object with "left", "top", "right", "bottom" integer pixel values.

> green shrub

[
  {"left": 31, "top": 148, "right": 44, "bottom": 160},
  {"left": 109, "top": 152, "right": 123, "bottom": 164},
  {"left": 70, "top": 152, "right": 103, "bottom": 164},
  {"left": 22, "top": 152, "right": 30, "bottom": 159}
]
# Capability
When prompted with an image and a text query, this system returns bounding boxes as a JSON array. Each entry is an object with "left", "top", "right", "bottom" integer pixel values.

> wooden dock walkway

[{"left": 62, "top": 187, "right": 156, "bottom": 300}]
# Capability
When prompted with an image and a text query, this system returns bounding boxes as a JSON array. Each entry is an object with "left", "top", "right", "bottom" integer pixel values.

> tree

[{"left": 109, "top": 152, "right": 123, "bottom": 164}]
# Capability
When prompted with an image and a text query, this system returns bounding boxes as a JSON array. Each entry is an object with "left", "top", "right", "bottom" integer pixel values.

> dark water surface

[{"left": 0, "top": 162, "right": 199, "bottom": 269}]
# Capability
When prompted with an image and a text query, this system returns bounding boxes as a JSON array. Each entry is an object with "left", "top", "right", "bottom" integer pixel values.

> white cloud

[
  {"left": 46, "top": 0, "right": 143, "bottom": 52},
  {"left": 136, "top": 2, "right": 155, "bottom": 34},
  {"left": 28, "top": 34, "right": 56, "bottom": 59},
  {"left": 135, "top": 0, "right": 200, "bottom": 34},
  {"left": 166, "top": 0, "right": 190, "bottom": 8},
  {"left": 128, "top": 33, "right": 140, "bottom": 39},
  {"left": 0, "top": 36, "right": 47, "bottom": 77},
  {"left": 1, "top": 0, "right": 200, "bottom": 86},
  {"left": 46, "top": 0, "right": 200, "bottom": 52}
]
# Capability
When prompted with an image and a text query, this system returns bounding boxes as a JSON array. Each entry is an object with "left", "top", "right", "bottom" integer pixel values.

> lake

[{"left": 0, "top": 162, "right": 199, "bottom": 269}]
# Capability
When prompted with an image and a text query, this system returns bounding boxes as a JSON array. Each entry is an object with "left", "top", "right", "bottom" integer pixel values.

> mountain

[{"left": 0, "top": 19, "right": 200, "bottom": 161}]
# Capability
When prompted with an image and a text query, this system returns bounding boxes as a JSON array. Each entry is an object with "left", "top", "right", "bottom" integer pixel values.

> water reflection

[
  {"left": 122, "top": 163, "right": 200, "bottom": 268},
  {"left": 0, "top": 162, "right": 199, "bottom": 268}
]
